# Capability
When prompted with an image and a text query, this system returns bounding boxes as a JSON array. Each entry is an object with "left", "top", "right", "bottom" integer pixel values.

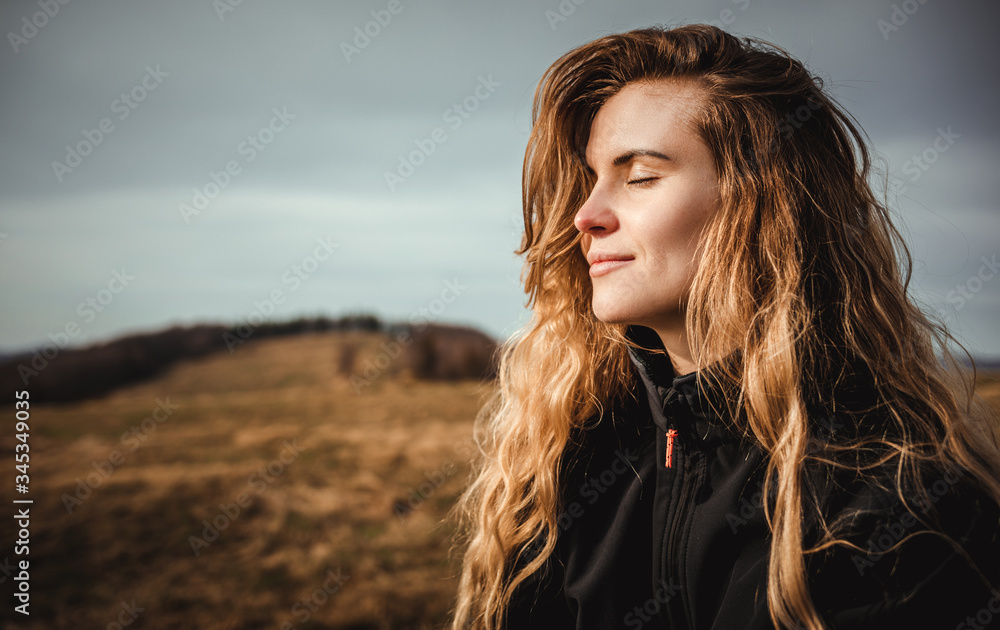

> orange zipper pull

[{"left": 665, "top": 429, "right": 678, "bottom": 468}]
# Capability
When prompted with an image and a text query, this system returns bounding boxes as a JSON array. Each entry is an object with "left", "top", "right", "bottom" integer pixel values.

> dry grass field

[
  {"left": 1, "top": 330, "right": 998, "bottom": 629},
  {"left": 0, "top": 331, "right": 490, "bottom": 629}
]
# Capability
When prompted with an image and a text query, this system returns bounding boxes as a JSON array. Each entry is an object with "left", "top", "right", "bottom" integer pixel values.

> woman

[{"left": 451, "top": 24, "right": 1000, "bottom": 629}]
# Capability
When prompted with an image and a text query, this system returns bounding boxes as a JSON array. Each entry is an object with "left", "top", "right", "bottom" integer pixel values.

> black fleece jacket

[{"left": 503, "top": 326, "right": 1000, "bottom": 629}]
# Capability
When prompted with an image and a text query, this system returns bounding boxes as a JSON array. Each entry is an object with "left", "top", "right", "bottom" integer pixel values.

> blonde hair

[{"left": 451, "top": 24, "right": 1000, "bottom": 629}]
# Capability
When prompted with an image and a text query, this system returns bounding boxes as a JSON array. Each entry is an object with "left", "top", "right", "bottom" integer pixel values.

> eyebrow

[
  {"left": 612, "top": 149, "right": 671, "bottom": 166},
  {"left": 585, "top": 148, "right": 671, "bottom": 171}
]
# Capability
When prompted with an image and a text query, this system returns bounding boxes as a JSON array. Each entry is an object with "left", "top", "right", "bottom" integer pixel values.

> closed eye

[{"left": 626, "top": 177, "right": 658, "bottom": 187}]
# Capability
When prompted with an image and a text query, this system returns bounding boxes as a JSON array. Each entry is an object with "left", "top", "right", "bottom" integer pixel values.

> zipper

[
  {"left": 660, "top": 426, "right": 702, "bottom": 630},
  {"left": 660, "top": 426, "right": 689, "bottom": 630},
  {"left": 665, "top": 429, "right": 678, "bottom": 467}
]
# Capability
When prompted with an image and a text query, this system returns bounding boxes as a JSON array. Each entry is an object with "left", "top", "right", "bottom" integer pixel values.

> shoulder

[
  {"left": 560, "top": 385, "right": 654, "bottom": 482},
  {"left": 503, "top": 393, "right": 655, "bottom": 628},
  {"left": 806, "top": 461, "right": 1000, "bottom": 627}
]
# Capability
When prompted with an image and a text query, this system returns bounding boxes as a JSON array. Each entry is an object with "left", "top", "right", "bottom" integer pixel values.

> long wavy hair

[{"left": 450, "top": 24, "right": 1000, "bottom": 630}]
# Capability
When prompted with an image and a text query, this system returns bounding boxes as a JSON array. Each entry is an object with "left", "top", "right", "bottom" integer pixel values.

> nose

[{"left": 573, "top": 184, "right": 618, "bottom": 235}]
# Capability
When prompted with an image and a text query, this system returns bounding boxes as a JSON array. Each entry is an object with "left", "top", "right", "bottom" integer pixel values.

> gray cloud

[{"left": 1, "top": 0, "right": 997, "bottom": 356}]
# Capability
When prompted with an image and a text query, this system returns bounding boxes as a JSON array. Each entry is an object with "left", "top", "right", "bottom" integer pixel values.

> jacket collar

[
  {"left": 625, "top": 326, "right": 886, "bottom": 449},
  {"left": 625, "top": 325, "right": 740, "bottom": 443}
]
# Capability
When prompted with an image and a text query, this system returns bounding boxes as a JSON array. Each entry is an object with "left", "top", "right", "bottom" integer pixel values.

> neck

[{"left": 652, "top": 324, "right": 696, "bottom": 377}]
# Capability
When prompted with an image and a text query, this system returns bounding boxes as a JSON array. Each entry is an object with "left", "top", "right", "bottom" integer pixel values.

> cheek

[
  {"left": 649, "top": 211, "right": 705, "bottom": 252},
  {"left": 646, "top": 196, "right": 715, "bottom": 268}
]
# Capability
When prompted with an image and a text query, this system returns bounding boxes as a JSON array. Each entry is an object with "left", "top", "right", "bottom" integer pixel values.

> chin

[{"left": 591, "top": 296, "right": 681, "bottom": 332}]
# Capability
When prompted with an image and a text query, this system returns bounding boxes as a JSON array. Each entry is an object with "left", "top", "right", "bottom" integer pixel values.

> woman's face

[{"left": 575, "top": 79, "right": 721, "bottom": 335}]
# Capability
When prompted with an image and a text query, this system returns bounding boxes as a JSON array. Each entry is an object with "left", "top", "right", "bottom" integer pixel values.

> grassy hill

[
  {"left": 1, "top": 330, "right": 998, "bottom": 629},
  {"left": 0, "top": 330, "right": 490, "bottom": 629}
]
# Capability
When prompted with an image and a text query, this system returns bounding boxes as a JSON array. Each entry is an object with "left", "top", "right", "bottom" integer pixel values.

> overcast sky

[{"left": 1, "top": 0, "right": 998, "bottom": 357}]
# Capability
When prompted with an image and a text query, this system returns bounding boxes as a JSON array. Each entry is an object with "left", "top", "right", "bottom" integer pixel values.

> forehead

[{"left": 585, "top": 78, "right": 707, "bottom": 165}]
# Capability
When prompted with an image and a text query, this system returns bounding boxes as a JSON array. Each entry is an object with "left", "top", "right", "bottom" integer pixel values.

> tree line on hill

[{"left": 0, "top": 314, "right": 499, "bottom": 405}]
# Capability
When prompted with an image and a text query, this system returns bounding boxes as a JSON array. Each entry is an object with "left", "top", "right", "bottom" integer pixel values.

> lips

[{"left": 587, "top": 252, "right": 635, "bottom": 278}]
